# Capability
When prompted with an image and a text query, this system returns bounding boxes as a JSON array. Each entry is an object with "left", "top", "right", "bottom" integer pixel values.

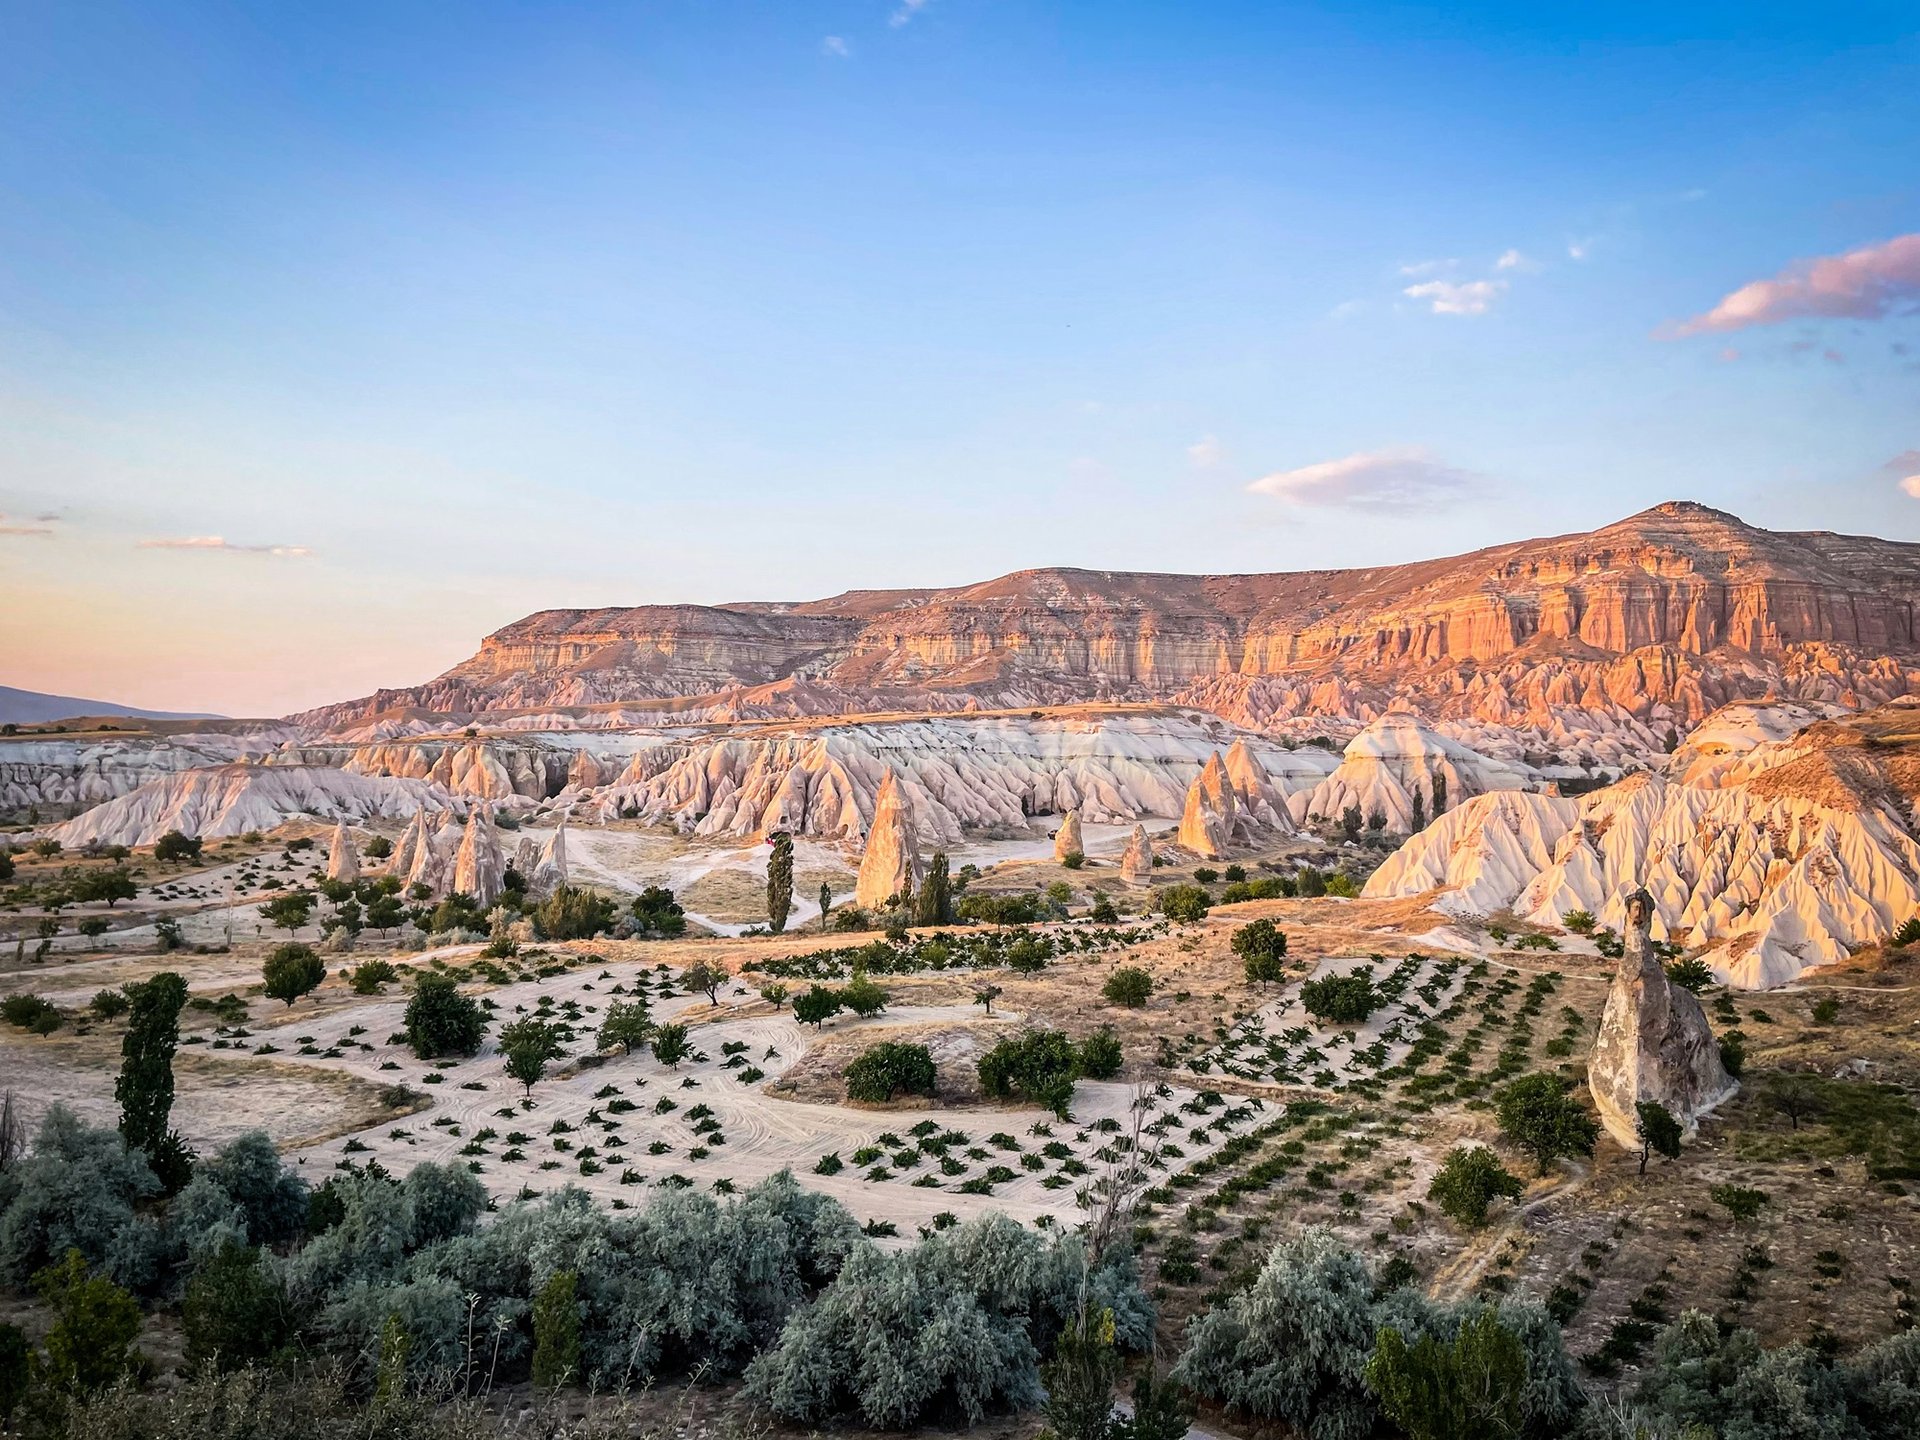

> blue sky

[{"left": 2, "top": 1, "right": 1917, "bottom": 714}]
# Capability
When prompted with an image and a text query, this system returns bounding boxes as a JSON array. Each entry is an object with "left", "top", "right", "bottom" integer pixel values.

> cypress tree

[
  {"left": 532, "top": 1270, "right": 582, "bottom": 1387},
  {"left": 116, "top": 970, "right": 192, "bottom": 1190},
  {"left": 818, "top": 882, "right": 832, "bottom": 934},
  {"left": 766, "top": 831, "right": 794, "bottom": 934},
  {"left": 917, "top": 851, "right": 952, "bottom": 926},
  {"left": 1431, "top": 767, "right": 1449, "bottom": 816}
]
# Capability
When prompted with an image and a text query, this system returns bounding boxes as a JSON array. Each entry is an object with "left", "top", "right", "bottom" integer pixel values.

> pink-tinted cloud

[
  {"left": 0, "top": 512, "right": 54, "bottom": 537},
  {"left": 1247, "top": 446, "right": 1479, "bottom": 509},
  {"left": 1672, "top": 233, "right": 1920, "bottom": 335},
  {"left": 1403, "top": 278, "right": 1504, "bottom": 316},
  {"left": 139, "top": 536, "right": 313, "bottom": 557}
]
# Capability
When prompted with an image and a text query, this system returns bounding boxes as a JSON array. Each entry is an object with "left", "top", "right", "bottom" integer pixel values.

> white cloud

[
  {"left": 821, "top": 35, "right": 850, "bottom": 58},
  {"left": 1901, "top": 475, "right": 1920, "bottom": 500},
  {"left": 138, "top": 536, "right": 313, "bottom": 557},
  {"left": 1187, "top": 435, "right": 1223, "bottom": 469},
  {"left": 1567, "top": 238, "right": 1594, "bottom": 261},
  {"left": 1397, "top": 258, "right": 1456, "bottom": 278},
  {"left": 1247, "top": 446, "right": 1479, "bottom": 509},
  {"left": 1672, "top": 233, "right": 1920, "bottom": 335},
  {"left": 1495, "top": 248, "right": 1534, "bottom": 272},
  {"left": 889, "top": 0, "right": 930, "bottom": 26},
  {"left": 1403, "top": 278, "right": 1505, "bottom": 316}
]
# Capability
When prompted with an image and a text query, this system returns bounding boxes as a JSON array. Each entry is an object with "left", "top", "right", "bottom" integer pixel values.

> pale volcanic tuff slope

[{"left": 298, "top": 504, "right": 1920, "bottom": 732}]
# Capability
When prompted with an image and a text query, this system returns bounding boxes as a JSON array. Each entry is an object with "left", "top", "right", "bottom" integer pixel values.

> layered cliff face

[
  {"left": 297, "top": 504, "right": 1920, "bottom": 764},
  {"left": 0, "top": 727, "right": 297, "bottom": 818},
  {"left": 1364, "top": 699, "right": 1920, "bottom": 987}
]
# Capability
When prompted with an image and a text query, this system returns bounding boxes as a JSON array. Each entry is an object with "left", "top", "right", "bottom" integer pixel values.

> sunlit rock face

[
  {"left": 1120, "top": 824, "right": 1154, "bottom": 884},
  {"left": 854, "top": 770, "right": 921, "bottom": 909},
  {"left": 1053, "top": 809, "right": 1083, "bottom": 861},
  {"left": 294, "top": 505, "right": 1920, "bottom": 759},
  {"left": 325, "top": 820, "right": 360, "bottom": 882},
  {"left": 49, "top": 764, "right": 448, "bottom": 848},
  {"left": 1284, "top": 713, "right": 1531, "bottom": 832},
  {"left": 1365, "top": 698, "right": 1920, "bottom": 988},
  {"left": 1589, "top": 889, "right": 1737, "bottom": 1148}
]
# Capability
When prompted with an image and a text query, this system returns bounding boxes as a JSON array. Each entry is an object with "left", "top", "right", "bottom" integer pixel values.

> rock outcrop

[
  {"left": 512, "top": 816, "right": 571, "bottom": 899},
  {"left": 855, "top": 770, "right": 921, "bottom": 910},
  {"left": 1286, "top": 713, "right": 1530, "bottom": 832},
  {"left": 1053, "top": 809, "right": 1084, "bottom": 862},
  {"left": 49, "top": 764, "right": 448, "bottom": 849},
  {"left": 1589, "top": 889, "right": 1737, "bottom": 1148},
  {"left": 300, "top": 504, "right": 1920, "bottom": 758},
  {"left": 1178, "top": 753, "right": 1241, "bottom": 858},
  {"left": 452, "top": 806, "right": 507, "bottom": 907},
  {"left": 1364, "top": 699, "right": 1920, "bottom": 987},
  {"left": 1120, "top": 824, "right": 1154, "bottom": 884},
  {"left": 325, "top": 820, "right": 360, "bottom": 883}
]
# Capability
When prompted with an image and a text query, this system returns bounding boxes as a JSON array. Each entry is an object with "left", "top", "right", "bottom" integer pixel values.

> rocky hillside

[
  {"left": 1364, "top": 697, "right": 1920, "bottom": 987},
  {"left": 299, "top": 503, "right": 1920, "bottom": 750}
]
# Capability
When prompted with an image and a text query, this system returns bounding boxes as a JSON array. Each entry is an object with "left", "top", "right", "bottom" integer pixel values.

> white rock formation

[
  {"left": 1589, "top": 888, "right": 1737, "bottom": 1148},
  {"left": 389, "top": 808, "right": 432, "bottom": 879},
  {"left": 404, "top": 810, "right": 462, "bottom": 897},
  {"left": 325, "top": 820, "right": 360, "bottom": 883},
  {"left": 1053, "top": 809, "right": 1084, "bottom": 861},
  {"left": 511, "top": 815, "right": 571, "bottom": 899},
  {"left": 1120, "top": 824, "right": 1154, "bottom": 885},
  {"left": 1178, "top": 753, "right": 1240, "bottom": 858},
  {"left": 49, "top": 764, "right": 449, "bottom": 849},
  {"left": 855, "top": 770, "right": 921, "bottom": 909},
  {"left": 1223, "top": 737, "right": 1292, "bottom": 830},
  {"left": 0, "top": 728, "right": 298, "bottom": 818},
  {"left": 452, "top": 806, "right": 507, "bottom": 906},
  {"left": 584, "top": 714, "right": 1327, "bottom": 844},
  {"left": 1286, "top": 713, "right": 1530, "bottom": 832},
  {"left": 1365, "top": 725, "right": 1920, "bottom": 987}
]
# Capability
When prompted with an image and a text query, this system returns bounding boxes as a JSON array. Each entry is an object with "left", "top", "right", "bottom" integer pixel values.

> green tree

[
  {"left": 1635, "top": 1100, "right": 1683, "bottom": 1175},
  {"left": 532, "top": 1269, "right": 582, "bottom": 1388},
  {"left": 1111, "top": 1369, "right": 1190, "bottom": 1440},
  {"left": 1428, "top": 1145, "right": 1524, "bottom": 1228},
  {"left": 1078, "top": 1027, "right": 1123, "bottom": 1080},
  {"left": 365, "top": 896, "right": 405, "bottom": 936},
  {"left": 1041, "top": 1309, "right": 1121, "bottom": 1440},
  {"left": 115, "top": 970, "right": 191, "bottom": 1190},
  {"left": 32, "top": 1249, "right": 141, "bottom": 1394},
  {"left": 1366, "top": 1306, "right": 1528, "bottom": 1440},
  {"left": 1233, "top": 920, "right": 1288, "bottom": 984},
  {"left": 918, "top": 851, "right": 953, "bottom": 926},
  {"left": 766, "top": 831, "right": 794, "bottom": 934},
  {"left": 978, "top": 1029, "right": 1083, "bottom": 1117},
  {"left": 794, "top": 984, "right": 843, "bottom": 1030},
  {"left": 596, "top": 998, "right": 653, "bottom": 1054},
  {"left": 499, "top": 1018, "right": 565, "bottom": 1098},
  {"left": 1158, "top": 884, "right": 1210, "bottom": 924},
  {"left": 1664, "top": 957, "right": 1714, "bottom": 994},
  {"left": 650, "top": 1022, "right": 691, "bottom": 1069},
  {"left": 1102, "top": 966, "right": 1153, "bottom": 1007},
  {"left": 182, "top": 1242, "right": 291, "bottom": 1372},
  {"left": 403, "top": 973, "right": 486, "bottom": 1059},
  {"left": 1300, "top": 970, "right": 1379, "bottom": 1024},
  {"left": 153, "top": 830, "right": 202, "bottom": 865},
  {"left": 818, "top": 882, "right": 833, "bottom": 934},
  {"left": 759, "top": 982, "right": 790, "bottom": 1011},
  {"left": 1494, "top": 1074, "right": 1600, "bottom": 1175},
  {"left": 629, "top": 885, "right": 687, "bottom": 937},
  {"left": 0, "top": 1323, "right": 26, "bottom": 1426},
  {"left": 262, "top": 942, "right": 326, "bottom": 1007},
  {"left": 79, "top": 869, "right": 138, "bottom": 908},
  {"left": 1088, "top": 892, "right": 1119, "bottom": 923},
  {"left": 257, "top": 892, "right": 314, "bottom": 937},
  {"left": 973, "top": 983, "right": 1002, "bottom": 1016},
  {"left": 845, "top": 1042, "right": 937, "bottom": 1103},
  {"left": 535, "top": 884, "right": 616, "bottom": 940},
  {"left": 682, "top": 961, "right": 727, "bottom": 1006},
  {"left": 840, "top": 972, "right": 889, "bottom": 1017}
]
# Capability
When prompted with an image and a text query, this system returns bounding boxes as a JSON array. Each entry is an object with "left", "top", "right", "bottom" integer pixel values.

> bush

[
  {"left": 1495, "top": 1075, "right": 1599, "bottom": 1176},
  {"left": 1429, "top": 1146, "right": 1524, "bottom": 1228},
  {"left": 403, "top": 974, "right": 485, "bottom": 1059},
  {"left": 1078, "top": 1028, "right": 1124, "bottom": 1080},
  {"left": 1157, "top": 885, "right": 1211, "bottom": 924},
  {"left": 979, "top": 1030, "right": 1084, "bottom": 1118},
  {"left": 1664, "top": 957, "right": 1714, "bottom": 994},
  {"left": 532, "top": 1269, "right": 582, "bottom": 1387},
  {"left": 845, "top": 1043, "right": 938, "bottom": 1104},
  {"left": 1300, "top": 970, "right": 1379, "bottom": 1025},
  {"left": 1, "top": 994, "right": 60, "bottom": 1031},
  {"left": 349, "top": 959, "right": 399, "bottom": 995},
  {"left": 183, "top": 1242, "right": 292, "bottom": 1372},
  {"left": 651, "top": 1023, "right": 691, "bottom": 1068},
  {"left": 596, "top": 999, "right": 653, "bottom": 1054},
  {"left": 1367, "top": 1306, "right": 1528, "bottom": 1440},
  {"left": 1233, "top": 920, "right": 1287, "bottom": 984},
  {"left": 1709, "top": 1184, "right": 1769, "bottom": 1222},
  {"left": 263, "top": 943, "right": 326, "bottom": 1007},
  {"left": 1560, "top": 910, "right": 1596, "bottom": 935},
  {"left": 33, "top": 1248, "right": 141, "bottom": 1394},
  {"left": 0, "top": 1107, "right": 161, "bottom": 1287},
  {"left": 535, "top": 885, "right": 617, "bottom": 940},
  {"left": 1103, "top": 966, "right": 1154, "bottom": 1007},
  {"left": 499, "top": 1018, "right": 565, "bottom": 1097},
  {"left": 90, "top": 989, "right": 131, "bottom": 1019},
  {"left": 841, "top": 973, "right": 889, "bottom": 1017},
  {"left": 794, "top": 985, "right": 843, "bottom": 1029}
]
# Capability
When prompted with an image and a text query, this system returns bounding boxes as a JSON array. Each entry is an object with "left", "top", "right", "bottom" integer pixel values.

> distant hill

[{"left": 0, "top": 685, "right": 223, "bottom": 726}]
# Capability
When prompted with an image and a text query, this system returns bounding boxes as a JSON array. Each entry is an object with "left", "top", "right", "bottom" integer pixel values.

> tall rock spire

[
  {"left": 325, "top": 820, "right": 360, "bottom": 883},
  {"left": 855, "top": 769, "right": 922, "bottom": 909}
]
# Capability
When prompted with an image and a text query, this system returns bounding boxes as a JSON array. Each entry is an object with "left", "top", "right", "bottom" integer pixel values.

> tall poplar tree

[
  {"left": 766, "top": 831, "right": 794, "bottom": 934},
  {"left": 116, "top": 970, "right": 192, "bottom": 1190}
]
